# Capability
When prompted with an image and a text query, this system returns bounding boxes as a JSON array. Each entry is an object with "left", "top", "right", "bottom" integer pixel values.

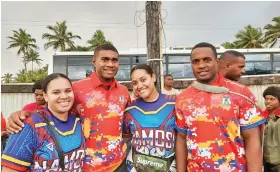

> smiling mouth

[
  {"left": 198, "top": 71, "right": 209, "bottom": 75},
  {"left": 59, "top": 102, "right": 70, "bottom": 107}
]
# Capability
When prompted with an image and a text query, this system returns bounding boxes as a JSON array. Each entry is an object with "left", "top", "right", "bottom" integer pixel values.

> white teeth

[{"left": 59, "top": 102, "right": 69, "bottom": 106}]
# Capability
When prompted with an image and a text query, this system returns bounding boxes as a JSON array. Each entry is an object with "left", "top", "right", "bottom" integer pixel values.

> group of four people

[{"left": 1, "top": 42, "right": 279, "bottom": 172}]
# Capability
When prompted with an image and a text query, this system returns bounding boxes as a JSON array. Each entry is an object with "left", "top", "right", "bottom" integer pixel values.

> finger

[
  {"left": 20, "top": 110, "right": 30, "bottom": 120},
  {"left": 7, "top": 119, "right": 22, "bottom": 132},
  {"left": 11, "top": 113, "right": 24, "bottom": 128},
  {"left": 6, "top": 127, "right": 15, "bottom": 135}
]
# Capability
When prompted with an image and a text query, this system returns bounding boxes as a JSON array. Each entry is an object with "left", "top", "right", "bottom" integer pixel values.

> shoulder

[
  {"left": 223, "top": 78, "right": 248, "bottom": 92},
  {"left": 176, "top": 85, "right": 195, "bottom": 100},
  {"left": 72, "top": 77, "right": 91, "bottom": 89},
  {"left": 126, "top": 99, "right": 138, "bottom": 108},
  {"left": 24, "top": 112, "right": 45, "bottom": 129},
  {"left": 117, "top": 83, "right": 129, "bottom": 93},
  {"left": 161, "top": 93, "right": 176, "bottom": 102},
  {"left": 22, "top": 102, "right": 37, "bottom": 110}
]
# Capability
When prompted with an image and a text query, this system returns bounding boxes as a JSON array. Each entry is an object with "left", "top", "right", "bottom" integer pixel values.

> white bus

[{"left": 48, "top": 48, "right": 280, "bottom": 81}]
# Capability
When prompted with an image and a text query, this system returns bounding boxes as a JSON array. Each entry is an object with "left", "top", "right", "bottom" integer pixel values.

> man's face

[
  {"left": 164, "top": 76, "right": 173, "bottom": 87},
  {"left": 93, "top": 50, "right": 119, "bottom": 81},
  {"left": 225, "top": 57, "right": 246, "bottom": 81},
  {"left": 191, "top": 47, "right": 218, "bottom": 84},
  {"left": 264, "top": 95, "right": 280, "bottom": 111},
  {"left": 34, "top": 89, "right": 46, "bottom": 105}
]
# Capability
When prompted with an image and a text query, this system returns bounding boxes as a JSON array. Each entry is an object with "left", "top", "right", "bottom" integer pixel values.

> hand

[{"left": 6, "top": 110, "right": 31, "bottom": 134}]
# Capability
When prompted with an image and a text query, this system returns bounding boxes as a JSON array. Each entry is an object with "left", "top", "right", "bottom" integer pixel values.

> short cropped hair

[{"left": 191, "top": 42, "right": 217, "bottom": 58}]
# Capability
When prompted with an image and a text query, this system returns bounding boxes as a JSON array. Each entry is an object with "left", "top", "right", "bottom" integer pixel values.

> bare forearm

[
  {"left": 243, "top": 128, "right": 263, "bottom": 172},
  {"left": 176, "top": 133, "right": 187, "bottom": 172},
  {"left": 2, "top": 166, "right": 20, "bottom": 172},
  {"left": 245, "top": 145, "right": 262, "bottom": 172}
]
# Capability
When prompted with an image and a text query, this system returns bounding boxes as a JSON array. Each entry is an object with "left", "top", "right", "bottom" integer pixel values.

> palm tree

[
  {"left": 234, "top": 25, "right": 264, "bottom": 48},
  {"left": 7, "top": 29, "right": 38, "bottom": 71},
  {"left": 87, "top": 30, "right": 112, "bottom": 50},
  {"left": 14, "top": 69, "right": 28, "bottom": 83},
  {"left": 263, "top": 16, "right": 280, "bottom": 48},
  {"left": 221, "top": 41, "right": 236, "bottom": 49},
  {"left": 1, "top": 73, "right": 13, "bottom": 83},
  {"left": 7, "top": 29, "right": 38, "bottom": 55},
  {"left": 25, "top": 50, "right": 43, "bottom": 72},
  {"left": 42, "top": 20, "right": 81, "bottom": 51},
  {"left": 66, "top": 45, "right": 91, "bottom": 51}
]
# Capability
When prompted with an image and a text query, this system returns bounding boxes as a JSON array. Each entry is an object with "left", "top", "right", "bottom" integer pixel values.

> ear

[
  {"left": 225, "top": 62, "right": 230, "bottom": 68},
  {"left": 43, "top": 92, "right": 48, "bottom": 103},
  {"left": 92, "top": 56, "right": 96, "bottom": 68},
  {"left": 152, "top": 73, "right": 156, "bottom": 83}
]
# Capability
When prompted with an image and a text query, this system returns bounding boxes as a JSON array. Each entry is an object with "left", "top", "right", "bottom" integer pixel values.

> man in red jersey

[
  {"left": 6, "top": 44, "right": 130, "bottom": 172},
  {"left": 22, "top": 80, "right": 47, "bottom": 112},
  {"left": 175, "top": 42, "right": 265, "bottom": 172}
]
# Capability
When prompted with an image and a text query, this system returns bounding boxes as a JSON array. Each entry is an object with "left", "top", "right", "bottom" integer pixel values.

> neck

[
  {"left": 268, "top": 108, "right": 279, "bottom": 116},
  {"left": 96, "top": 72, "right": 114, "bottom": 83},
  {"left": 41, "top": 103, "right": 47, "bottom": 108},
  {"left": 48, "top": 107, "right": 68, "bottom": 121},
  {"left": 143, "top": 90, "right": 159, "bottom": 102},
  {"left": 198, "top": 73, "right": 218, "bottom": 85},
  {"left": 164, "top": 85, "right": 172, "bottom": 91}
]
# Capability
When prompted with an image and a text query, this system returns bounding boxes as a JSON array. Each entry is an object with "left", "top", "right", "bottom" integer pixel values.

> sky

[{"left": 1, "top": 1, "right": 280, "bottom": 75}]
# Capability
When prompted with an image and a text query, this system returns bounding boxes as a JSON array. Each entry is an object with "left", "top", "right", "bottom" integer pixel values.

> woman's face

[
  {"left": 44, "top": 77, "right": 74, "bottom": 115},
  {"left": 131, "top": 69, "right": 156, "bottom": 101}
]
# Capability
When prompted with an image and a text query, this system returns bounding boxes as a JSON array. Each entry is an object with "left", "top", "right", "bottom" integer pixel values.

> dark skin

[
  {"left": 218, "top": 56, "right": 246, "bottom": 81},
  {"left": 6, "top": 49, "right": 120, "bottom": 134},
  {"left": 176, "top": 47, "right": 262, "bottom": 172},
  {"left": 164, "top": 75, "right": 174, "bottom": 91}
]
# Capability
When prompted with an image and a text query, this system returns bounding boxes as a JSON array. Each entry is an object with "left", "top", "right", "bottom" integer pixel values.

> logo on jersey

[
  {"left": 133, "top": 129, "right": 175, "bottom": 149},
  {"left": 46, "top": 143, "right": 54, "bottom": 151},
  {"left": 119, "top": 96, "right": 125, "bottom": 104}
]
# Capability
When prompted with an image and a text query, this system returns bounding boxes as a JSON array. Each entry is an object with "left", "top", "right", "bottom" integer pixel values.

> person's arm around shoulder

[{"left": 6, "top": 110, "right": 33, "bottom": 134}]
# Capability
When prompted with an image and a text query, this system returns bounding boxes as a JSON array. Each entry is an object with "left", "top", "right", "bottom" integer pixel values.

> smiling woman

[
  {"left": 123, "top": 64, "right": 177, "bottom": 172},
  {"left": 1, "top": 73, "right": 86, "bottom": 172}
]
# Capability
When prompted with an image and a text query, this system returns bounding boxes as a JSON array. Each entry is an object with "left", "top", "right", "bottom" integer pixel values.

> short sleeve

[
  {"left": 175, "top": 96, "right": 188, "bottom": 133},
  {"left": 22, "top": 103, "right": 35, "bottom": 112},
  {"left": 1, "top": 122, "right": 38, "bottom": 171},
  {"left": 239, "top": 87, "right": 266, "bottom": 130}
]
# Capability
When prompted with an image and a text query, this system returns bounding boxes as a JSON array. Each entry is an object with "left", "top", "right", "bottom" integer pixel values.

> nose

[
  {"left": 137, "top": 82, "right": 143, "bottom": 90},
  {"left": 241, "top": 68, "right": 245, "bottom": 75},
  {"left": 60, "top": 92, "right": 68, "bottom": 99},
  {"left": 106, "top": 60, "right": 114, "bottom": 67},
  {"left": 197, "top": 61, "right": 206, "bottom": 69}
]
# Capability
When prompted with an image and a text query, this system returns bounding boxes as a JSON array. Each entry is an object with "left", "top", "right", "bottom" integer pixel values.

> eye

[
  {"left": 52, "top": 91, "right": 59, "bottom": 94},
  {"left": 140, "top": 78, "right": 146, "bottom": 82},
  {"left": 132, "top": 82, "right": 137, "bottom": 86},
  {"left": 102, "top": 58, "right": 108, "bottom": 62},
  {"left": 112, "top": 58, "right": 119, "bottom": 63},
  {"left": 192, "top": 59, "right": 199, "bottom": 64},
  {"left": 66, "top": 89, "right": 72, "bottom": 93},
  {"left": 205, "top": 58, "right": 211, "bottom": 63}
]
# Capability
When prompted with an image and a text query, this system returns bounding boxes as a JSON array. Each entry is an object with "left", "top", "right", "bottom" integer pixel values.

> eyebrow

[{"left": 101, "top": 57, "right": 118, "bottom": 60}]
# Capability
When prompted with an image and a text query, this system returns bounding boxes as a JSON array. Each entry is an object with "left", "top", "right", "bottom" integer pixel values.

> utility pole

[{"left": 145, "top": 1, "right": 163, "bottom": 92}]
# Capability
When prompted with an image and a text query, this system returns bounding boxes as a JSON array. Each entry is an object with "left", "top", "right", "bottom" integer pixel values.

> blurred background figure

[{"left": 162, "top": 74, "right": 180, "bottom": 96}]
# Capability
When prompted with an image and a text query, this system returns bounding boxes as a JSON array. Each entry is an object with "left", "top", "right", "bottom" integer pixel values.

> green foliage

[
  {"left": 2, "top": 66, "right": 48, "bottom": 83},
  {"left": 87, "top": 30, "right": 112, "bottom": 50},
  {"left": 263, "top": 16, "right": 280, "bottom": 48},
  {"left": 221, "top": 41, "right": 237, "bottom": 49},
  {"left": 234, "top": 25, "right": 264, "bottom": 48},
  {"left": 42, "top": 20, "right": 81, "bottom": 51}
]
